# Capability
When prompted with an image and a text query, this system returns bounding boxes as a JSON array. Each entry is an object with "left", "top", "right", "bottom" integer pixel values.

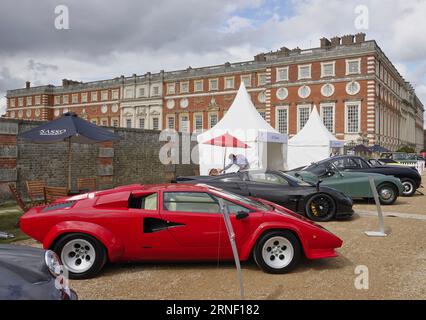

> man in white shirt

[{"left": 221, "top": 153, "right": 250, "bottom": 173}]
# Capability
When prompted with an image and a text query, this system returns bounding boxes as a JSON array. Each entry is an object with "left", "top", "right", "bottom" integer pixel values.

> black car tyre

[
  {"left": 400, "top": 178, "right": 416, "bottom": 197},
  {"left": 253, "top": 230, "right": 301, "bottom": 274},
  {"left": 52, "top": 233, "right": 107, "bottom": 279},
  {"left": 304, "top": 193, "right": 336, "bottom": 222},
  {"left": 377, "top": 183, "right": 398, "bottom": 205}
]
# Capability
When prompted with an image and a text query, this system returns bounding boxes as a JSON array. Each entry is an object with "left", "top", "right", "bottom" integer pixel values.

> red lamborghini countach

[{"left": 20, "top": 184, "right": 342, "bottom": 279}]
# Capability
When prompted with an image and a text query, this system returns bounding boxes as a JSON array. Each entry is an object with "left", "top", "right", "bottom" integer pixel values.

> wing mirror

[{"left": 236, "top": 211, "right": 249, "bottom": 220}]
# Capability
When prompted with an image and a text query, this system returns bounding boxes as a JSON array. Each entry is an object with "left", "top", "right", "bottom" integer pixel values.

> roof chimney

[
  {"left": 330, "top": 36, "right": 341, "bottom": 47},
  {"left": 279, "top": 46, "right": 291, "bottom": 56},
  {"left": 341, "top": 34, "right": 355, "bottom": 45},
  {"left": 355, "top": 32, "right": 366, "bottom": 43},
  {"left": 25, "top": 81, "right": 31, "bottom": 89},
  {"left": 62, "top": 79, "right": 69, "bottom": 86},
  {"left": 320, "top": 37, "right": 331, "bottom": 48},
  {"left": 254, "top": 53, "right": 266, "bottom": 62}
]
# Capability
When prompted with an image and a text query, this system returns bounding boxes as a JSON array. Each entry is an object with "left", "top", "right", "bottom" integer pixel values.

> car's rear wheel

[
  {"left": 305, "top": 193, "right": 336, "bottom": 221},
  {"left": 253, "top": 230, "right": 301, "bottom": 274},
  {"left": 52, "top": 233, "right": 107, "bottom": 279},
  {"left": 401, "top": 178, "right": 416, "bottom": 197},
  {"left": 377, "top": 183, "right": 398, "bottom": 205}
]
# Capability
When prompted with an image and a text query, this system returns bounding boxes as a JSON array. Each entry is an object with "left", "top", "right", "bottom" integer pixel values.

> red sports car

[{"left": 20, "top": 184, "right": 343, "bottom": 279}]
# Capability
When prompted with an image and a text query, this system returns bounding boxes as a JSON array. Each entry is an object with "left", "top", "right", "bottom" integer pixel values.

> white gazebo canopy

[
  {"left": 287, "top": 106, "right": 344, "bottom": 170},
  {"left": 197, "top": 83, "right": 288, "bottom": 175}
]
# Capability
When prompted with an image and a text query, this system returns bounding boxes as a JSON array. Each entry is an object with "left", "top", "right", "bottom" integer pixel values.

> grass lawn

[{"left": 0, "top": 203, "right": 28, "bottom": 243}]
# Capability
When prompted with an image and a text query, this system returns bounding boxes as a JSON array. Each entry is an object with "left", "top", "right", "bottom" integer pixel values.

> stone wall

[{"left": 0, "top": 119, "right": 199, "bottom": 202}]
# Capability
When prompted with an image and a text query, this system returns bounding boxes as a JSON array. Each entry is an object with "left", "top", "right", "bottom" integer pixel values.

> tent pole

[
  {"left": 68, "top": 138, "right": 72, "bottom": 191},
  {"left": 223, "top": 146, "right": 227, "bottom": 171}
]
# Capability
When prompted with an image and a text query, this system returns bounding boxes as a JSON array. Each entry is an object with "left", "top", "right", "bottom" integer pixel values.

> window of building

[
  {"left": 276, "top": 87, "right": 288, "bottom": 100},
  {"left": 152, "top": 117, "right": 159, "bottom": 130},
  {"left": 138, "top": 87, "right": 145, "bottom": 97},
  {"left": 81, "top": 93, "right": 88, "bottom": 103},
  {"left": 163, "top": 192, "right": 220, "bottom": 213},
  {"left": 180, "top": 115, "right": 189, "bottom": 132},
  {"left": 321, "top": 83, "right": 335, "bottom": 97},
  {"left": 167, "top": 116, "right": 175, "bottom": 129},
  {"left": 180, "top": 82, "right": 189, "bottom": 93},
  {"left": 10, "top": 98, "right": 15, "bottom": 108},
  {"left": 241, "top": 75, "right": 251, "bottom": 87},
  {"left": 35, "top": 96, "right": 41, "bottom": 105},
  {"left": 257, "top": 73, "right": 267, "bottom": 86},
  {"left": 346, "top": 81, "right": 360, "bottom": 95},
  {"left": 54, "top": 96, "right": 61, "bottom": 105},
  {"left": 152, "top": 86, "right": 159, "bottom": 96},
  {"left": 209, "top": 79, "right": 218, "bottom": 91},
  {"left": 72, "top": 94, "right": 78, "bottom": 104},
  {"left": 112, "top": 90, "right": 119, "bottom": 100},
  {"left": 298, "top": 85, "right": 311, "bottom": 99},
  {"left": 275, "top": 106, "right": 288, "bottom": 134},
  {"left": 26, "top": 96, "right": 32, "bottom": 106},
  {"left": 18, "top": 98, "right": 23, "bottom": 107},
  {"left": 345, "top": 102, "right": 360, "bottom": 133},
  {"left": 194, "top": 114, "right": 203, "bottom": 132},
  {"left": 346, "top": 58, "right": 361, "bottom": 75},
  {"left": 91, "top": 119, "right": 97, "bottom": 125},
  {"left": 321, "top": 61, "right": 335, "bottom": 77},
  {"left": 276, "top": 67, "right": 289, "bottom": 81},
  {"left": 101, "top": 119, "right": 108, "bottom": 126},
  {"left": 126, "top": 119, "right": 132, "bottom": 128},
  {"left": 297, "top": 105, "right": 311, "bottom": 132},
  {"left": 112, "top": 119, "right": 119, "bottom": 127},
  {"left": 139, "top": 118, "right": 145, "bottom": 129},
  {"left": 91, "top": 92, "right": 98, "bottom": 102},
  {"left": 194, "top": 80, "right": 203, "bottom": 92},
  {"left": 320, "top": 103, "right": 335, "bottom": 133},
  {"left": 62, "top": 95, "right": 69, "bottom": 104},
  {"left": 167, "top": 83, "right": 176, "bottom": 95},
  {"left": 258, "top": 91, "right": 266, "bottom": 103},
  {"left": 101, "top": 90, "right": 108, "bottom": 101},
  {"left": 209, "top": 113, "right": 218, "bottom": 128},
  {"left": 298, "top": 64, "right": 311, "bottom": 79},
  {"left": 224, "top": 77, "right": 234, "bottom": 89}
]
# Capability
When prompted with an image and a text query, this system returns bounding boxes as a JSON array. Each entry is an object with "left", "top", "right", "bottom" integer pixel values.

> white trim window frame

[
  {"left": 276, "top": 67, "right": 289, "bottom": 82},
  {"left": 167, "top": 83, "right": 176, "bottom": 95},
  {"left": 101, "top": 90, "right": 108, "bottom": 101},
  {"left": 193, "top": 113, "right": 203, "bottom": 132},
  {"left": 241, "top": 74, "right": 252, "bottom": 87},
  {"left": 257, "top": 73, "right": 267, "bottom": 86},
  {"left": 81, "top": 93, "right": 88, "bottom": 103},
  {"left": 345, "top": 101, "right": 361, "bottom": 133},
  {"left": 180, "top": 81, "right": 189, "bottom": 94},
  {"left": 91, "top": 91, "right": 98, "bottom": 102},
  {"left": 26, "top": 96, "right": 32, "bottom": 106},
  {"left": 297, "top": 104, "right": 312, "bottom": 132},
  {"left": 72, "top": 94, "right": 78, "bottom": 104},
  {"left": 209, "top": 78, "right": 219, "bottom": 91},
  {"left": 321, "top": 61, "right": 335, "bottom": 78},
  {"left": 180, "top": 114, "right": 190, "bottom": 133},
  {"left": 320, "top": 103, "right": 335, "bottom": 133},
  {"left": 346, "top": 58, "right": 361, "bottom": 75},
  {"left": 298, "top": 64, "right": 312, "bottom": 80},
  {"left": 62, "top": 95, "right": 69, "bottom": 104},
  {"left": 18, "top": 97, "right": 23, "bottom": 107},
  {"left": 224, "top": 76, "right": 235, "bottom": 89},
  {"left": 10, "top": 98, "right": 15, "bottom": 108},
  {"left": 35, "top": 95, "right": 41, "bottom": 105},
  {"left": 167, "top": 115, "right": 175, "bottom": 129},
  {"left": 275, "top": 105, "right": 289, "bottom": 134},
  {"left": 194, "top": 80, "right": 204, "bottom": 92},
  {"left": 208, "top": 112, "right": 218, "bottom": 128}
]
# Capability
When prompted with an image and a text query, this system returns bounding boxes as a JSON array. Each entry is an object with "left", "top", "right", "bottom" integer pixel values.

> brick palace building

[{"left": 3, "top": 33, "right": 424, "bottom": 151}]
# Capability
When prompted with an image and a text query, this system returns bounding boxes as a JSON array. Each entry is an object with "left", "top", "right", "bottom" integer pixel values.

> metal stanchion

[
  {"left": 364, "top": 176, "right": 387, "bottom": 237},
  {"left": 218, "top": 198, "right": 245, "bottom": 299}
]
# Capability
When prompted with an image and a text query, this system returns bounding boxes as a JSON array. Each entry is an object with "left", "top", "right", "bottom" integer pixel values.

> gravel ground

[{"left": 13, "top": 178, "right": 426, "bottom": 300}]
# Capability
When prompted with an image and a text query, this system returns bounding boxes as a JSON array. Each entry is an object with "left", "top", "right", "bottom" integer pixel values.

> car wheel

[
  {"left": 52, "top": 233, "right": 107, "bottom": 279},
  {"left": 401, "top": 178, "right": 416, "bottom": 197},
  {"left": 377, "top": 183, "right": 398, "bottom": 205},
  {"left": 253, "top": 230, "right": 301, "bottom": 274},
  {"left": 305, "top": 193, "right": 336, "bottom": 222}
]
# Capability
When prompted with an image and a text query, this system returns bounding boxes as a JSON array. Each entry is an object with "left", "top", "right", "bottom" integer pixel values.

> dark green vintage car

[{"left": 288, "top": 163, "right": 404, "bottom": 205}]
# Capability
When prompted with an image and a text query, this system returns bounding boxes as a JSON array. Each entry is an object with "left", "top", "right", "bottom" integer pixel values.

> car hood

[{"left": 0, "top": 244, "right": 50, "bottom": 285}]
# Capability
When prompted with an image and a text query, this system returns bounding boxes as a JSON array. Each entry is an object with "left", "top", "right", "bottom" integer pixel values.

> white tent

[
  {"left": 197, "top": 83, "right": 288, "bottom": 175},
  {"left": 287, "top": 106, "right": 344, "bottom": 170}
]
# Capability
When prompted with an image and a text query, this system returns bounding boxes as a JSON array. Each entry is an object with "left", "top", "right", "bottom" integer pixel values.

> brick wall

[{"left": 0, "top": 118, "right": 198, "bottom": 202}]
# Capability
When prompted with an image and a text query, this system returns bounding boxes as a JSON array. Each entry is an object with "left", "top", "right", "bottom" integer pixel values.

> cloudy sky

[{"left": 0, "top": 0, "right": 425, "bottom": 123}]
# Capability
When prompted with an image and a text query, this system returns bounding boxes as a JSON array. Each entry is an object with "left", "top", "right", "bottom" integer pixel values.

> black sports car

[
  {"left": 176, "top": 170, "right": 354, "bottom": 221},
  {"left": 0, "top": 244, "right": 77, "bottom": 300},
  {"left": 299, "top": 155, "right": 422, "bottom": 196}
]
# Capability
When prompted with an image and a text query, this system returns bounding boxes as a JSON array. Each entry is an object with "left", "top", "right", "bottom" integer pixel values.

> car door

[{"left": 126, "top": 191, "right": 181, "bottom": 261}]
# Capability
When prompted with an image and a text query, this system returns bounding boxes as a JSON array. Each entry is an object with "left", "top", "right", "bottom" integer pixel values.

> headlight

[{"left": 45, "top": 250, "right": 62, "bottom": 277}]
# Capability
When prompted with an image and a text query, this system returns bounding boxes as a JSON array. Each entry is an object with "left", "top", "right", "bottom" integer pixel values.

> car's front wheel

[
  {"left": 401, "top": 178, "right": 416, "bottom": 197},
  {"left": 52, "top": 233, "right": 107, "bottom": 279},
  {"left": 253, "top": 230, "right": 301, "bottom": 274},
  {"left": 305, "top": 193, "right": 336, "bottom": 221},
  {"left": 377, "top": 183, "right": 398, "bottom": 205}
]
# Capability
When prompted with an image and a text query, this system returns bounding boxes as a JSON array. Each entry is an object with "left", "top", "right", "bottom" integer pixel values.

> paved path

[{"left": 356, "top": 210, "right": 426, "bottom": 221}]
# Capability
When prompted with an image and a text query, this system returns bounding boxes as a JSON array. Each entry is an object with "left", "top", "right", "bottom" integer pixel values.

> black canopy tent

[{"left": 19, "top": 112, "right": 120, "bottom": 190}]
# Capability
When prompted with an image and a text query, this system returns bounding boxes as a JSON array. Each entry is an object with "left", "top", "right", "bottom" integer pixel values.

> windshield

[
  {"left": 279, "top": 171, "right": 313, "bottom": 186},
  {"left": 211, "top": 188, "right": 270, "bottom": 212}
]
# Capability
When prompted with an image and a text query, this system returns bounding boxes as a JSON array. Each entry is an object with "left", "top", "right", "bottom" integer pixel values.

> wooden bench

[
  {"left": 8, "top": 183, "right": 35, "bottom": 212},
  {"left": 44, "top": 186, "right": 69, "bottom": 203},
  {"left": 77, "top": 178, "right": 97, "bottom": 193}
]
